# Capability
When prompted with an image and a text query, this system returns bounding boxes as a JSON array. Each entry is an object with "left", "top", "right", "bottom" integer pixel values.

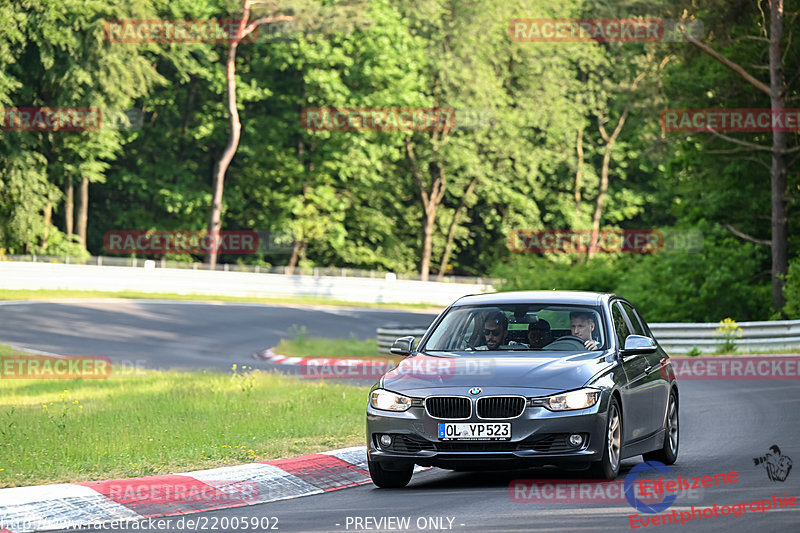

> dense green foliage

[{"left": 0, "top": 0, "right": 797, "bottom": 321}]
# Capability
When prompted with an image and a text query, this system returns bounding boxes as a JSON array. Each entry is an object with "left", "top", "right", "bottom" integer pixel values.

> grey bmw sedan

[{"left": 366, "top": 291, "right": 679, "bottom": 487}]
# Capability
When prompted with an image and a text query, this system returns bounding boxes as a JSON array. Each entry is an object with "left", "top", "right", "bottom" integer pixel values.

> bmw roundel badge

[{"left": 469, "top": 387, "right": 481, "bottom": 395}]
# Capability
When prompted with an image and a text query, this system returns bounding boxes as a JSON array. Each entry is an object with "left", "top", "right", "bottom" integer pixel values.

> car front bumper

[{"left": 366, "top": 392, "right": 609, "bottom": 470}]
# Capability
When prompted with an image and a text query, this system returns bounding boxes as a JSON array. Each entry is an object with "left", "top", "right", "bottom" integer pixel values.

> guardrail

[
  {"left": 377, "top": 327, "right": 432, "bottom": 354},
  {"left": 648, "top": 321, "right": 800, "bottom": 354},
  {"left": 0, "top": 262, "right": 493, "bottom": 306},
  {"left": 378, "top": 320, "right": 800, "bottom": 355},
  {"left": 0, "top": 254, "right": 499, "bottom": 286}
]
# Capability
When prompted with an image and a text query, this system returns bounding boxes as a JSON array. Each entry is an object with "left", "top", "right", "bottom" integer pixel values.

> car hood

[{"left": 381, "top": 350, "right": 616, "bottom": 394}]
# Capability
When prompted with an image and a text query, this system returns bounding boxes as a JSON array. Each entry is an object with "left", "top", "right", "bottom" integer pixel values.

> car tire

[
  {"left": 588, "top": 396, "right": 622, "bottom": 480},
  {"left": 368, "top": 459, "right": 413, "bottom": 488},
  {"left": 643, "top": 390, "right": 678, "bottom": 465}
]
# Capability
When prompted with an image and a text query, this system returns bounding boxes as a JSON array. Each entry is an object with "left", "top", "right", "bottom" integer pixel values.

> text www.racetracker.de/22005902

[{"left": 0, "top": 516, "right": 280, "bottom": 531}]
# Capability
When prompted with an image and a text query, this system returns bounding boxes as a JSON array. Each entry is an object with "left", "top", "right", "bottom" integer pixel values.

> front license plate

[{"left": 438, "top": 422, "right": 511, "bottom": 441}]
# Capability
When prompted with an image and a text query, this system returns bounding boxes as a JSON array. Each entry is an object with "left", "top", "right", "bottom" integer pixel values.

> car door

[
  {"left": 612, "top": 300, "right": 652, "bottom": 442},
  {"left": 622, "top": 302, "right": 670, "bottom": 431}
]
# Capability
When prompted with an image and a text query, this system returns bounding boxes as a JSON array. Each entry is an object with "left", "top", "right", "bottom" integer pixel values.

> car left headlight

[
  {"left": 370, "top": 388, "right": 412, "bottom": 412},
  {"left": 536, "top": 388, "right": 601, "bottom": 411}
]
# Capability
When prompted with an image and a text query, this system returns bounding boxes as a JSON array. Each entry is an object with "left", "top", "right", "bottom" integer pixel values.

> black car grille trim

[
  {"left": 435, "top": 441, "right": 520, "bottom": 452},
  {"left": 518, "top": 433, "right": 589, "bottom": 453},
  {"left": 384, "top": 435, "right": 436, "bottom": 453},
  {"left": 380, "top": 433, "right": 589, "bottom": 454},
  {"left": 476, "top": 396, "right": 526, "bottom": 419},
  {"left": 424, "top": 396, "right": 472, "bottom": 419}
]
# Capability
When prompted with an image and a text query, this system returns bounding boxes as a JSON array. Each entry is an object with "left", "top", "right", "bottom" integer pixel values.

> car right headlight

[
  {"left": 533, "top": 388, "right": 601, "bottom": 411},
  {"left": 370, "top": 389, "right": 412, "bottom": 412}
]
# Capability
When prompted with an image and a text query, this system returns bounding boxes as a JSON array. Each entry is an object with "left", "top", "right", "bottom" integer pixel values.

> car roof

[{"left": 452, "top": 290, "right": 614, "bottom": 307}]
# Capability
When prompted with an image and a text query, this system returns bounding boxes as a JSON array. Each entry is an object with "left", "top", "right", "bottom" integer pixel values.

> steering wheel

[{"left": 543, "top": 335, "right": 589, "bottom": 350}]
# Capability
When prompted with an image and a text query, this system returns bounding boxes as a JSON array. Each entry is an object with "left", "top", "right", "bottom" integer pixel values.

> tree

[
  {"left": 0, "top": 0, "right": 163, "bottom": 255},
  {"left": 678, "top": 0, "right": 798, "bottom": 309},
  {"left": 206, "top": 0, "right": 294, "bottom": 269}
]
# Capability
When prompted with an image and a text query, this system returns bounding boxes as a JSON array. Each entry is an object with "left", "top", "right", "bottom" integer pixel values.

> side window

[
  {"left": 620, "top": 302, "right": 646, "bottom": 336},
  {"left": 611, "top": 302, "right": 632, "bottom": 348},
  {"left": 634, "top": 308, "right": 654, "bottom": 338}
]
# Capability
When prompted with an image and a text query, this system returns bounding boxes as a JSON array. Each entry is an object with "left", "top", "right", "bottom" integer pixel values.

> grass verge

[
  {"left": 0, "top": 356, "right": 369, "bottom": 488},
  {"left": 273, "top": 329, "right": 400, "bottom": 363},
  {"left": 0, "top": 289, "right": 439, "bottom": 311}
]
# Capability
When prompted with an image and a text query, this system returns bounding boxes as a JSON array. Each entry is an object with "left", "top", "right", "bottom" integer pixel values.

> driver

[
  {"left": 475, "top": 311, "right": 525, "bottom": 350},
  {"left": 569, "top": 311, "right": 599, "bottom": 350}
]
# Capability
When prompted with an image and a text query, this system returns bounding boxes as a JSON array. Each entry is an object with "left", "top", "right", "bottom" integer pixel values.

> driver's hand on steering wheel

[{"left": 584, "top": 339, "right": 599, "bottom": 350}]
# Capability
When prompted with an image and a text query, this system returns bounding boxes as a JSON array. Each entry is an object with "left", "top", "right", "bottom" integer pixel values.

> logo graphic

[
  {"left": 301, "top": 107, "right": 456, "bottom": 131},
  {"left": 508, "top": 18, "right": 704, "bottom": 43},
  {"left": 1, "top": 107, "right": 102, "bottom": 131},
  {"left": 661, "top": 108, "right": 800, "bottom": 133},
  {"left": 754, "top": 445, "right": 793, "bottom": 482},
  {"left": 103, "top": 230, "right": 259, "bottom": 255},
  {"left": 469, "top": 387, "right": 482, "bottom": 395},
  {"left": 1, "top": 355, "right": 111, "bottom": 379},
  {"left": 624, "top": 461, "right": 677, "bottom": 514},
  {"left": 104, "top": 20, "right": 259, "bottom": 43}
]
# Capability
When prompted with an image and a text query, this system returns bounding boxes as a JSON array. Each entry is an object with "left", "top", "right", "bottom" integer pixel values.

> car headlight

[
  {"left": 539, "top": 388, "right": 601, "bottom": 411},
  {"left": 370, "top": 389, "right": 412, "bottom": 412}
]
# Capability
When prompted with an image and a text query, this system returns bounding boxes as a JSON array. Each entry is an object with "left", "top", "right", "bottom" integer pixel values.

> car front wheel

[
  {"left": 368, "top": 459, "right": 413, "bottom": 488},
  {"left": 588, "top": 396, "right": 622, "bottom": 480}
]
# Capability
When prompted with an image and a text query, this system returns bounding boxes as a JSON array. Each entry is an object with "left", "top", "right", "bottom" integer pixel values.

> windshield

[{"left": 422, "top": 304, "right": 607, "bottom": 352}]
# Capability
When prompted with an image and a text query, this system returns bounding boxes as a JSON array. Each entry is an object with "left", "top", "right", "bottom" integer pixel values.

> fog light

[
  {"left": 568, "top": 434, "right": 583, "bottom": 447},
  {"left": 380, "top": 434, "right": 393, "bottom": 447}
]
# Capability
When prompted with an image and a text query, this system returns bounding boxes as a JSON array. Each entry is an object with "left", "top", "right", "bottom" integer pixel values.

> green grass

[
  {"left": 274, "top": 330, "right": 399, "bottom": 363},
  {"left": 0, "top": 344, "right": 21, "bottom": 357},
  {"left": 0, "top": 289, "right": 440, "bottom": 311},
  {"left": 0, "top": 360, "right": 370, "bottom": 488}
]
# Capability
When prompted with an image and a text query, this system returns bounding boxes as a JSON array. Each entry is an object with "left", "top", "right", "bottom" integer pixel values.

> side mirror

[
  {"left": 390, "top": 336, "right": 415, "bottom": 356},
  {"left": 621, "top": 334, "right": 657, "bottom": 356}
]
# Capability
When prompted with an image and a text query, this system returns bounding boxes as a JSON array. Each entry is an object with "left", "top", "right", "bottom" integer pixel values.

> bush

[
  {"left": 783, "top": 258, "right": 800, "bottom": 319},
  {"left": 492, "top": 224, "right": 772, "bottom": 323}
]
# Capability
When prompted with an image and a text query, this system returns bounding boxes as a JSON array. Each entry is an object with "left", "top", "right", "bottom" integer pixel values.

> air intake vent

[
  {"left": 425, "top": 396, "right": 471, "bottom": 419},
  {"left": 476, "top": 396, "right": 526, "bottom": 419}
]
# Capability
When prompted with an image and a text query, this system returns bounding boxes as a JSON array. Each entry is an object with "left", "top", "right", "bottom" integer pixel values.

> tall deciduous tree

[
  {"left": 207, "top": 0, "right": 293, "bottom": 269},
  {"left": 679, "top": 0, "right": 798, "bottom": 310}
]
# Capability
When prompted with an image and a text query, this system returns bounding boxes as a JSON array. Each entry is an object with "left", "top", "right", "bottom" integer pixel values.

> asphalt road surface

[
  {"left": 3, "top": 300, "right": 798, "bottom": 532},
  {"left": 0, "top": 300, "right": 439, "bottom": 370},
  {"left": 49, "top": 379, "right": 800, "bottom": 533}
]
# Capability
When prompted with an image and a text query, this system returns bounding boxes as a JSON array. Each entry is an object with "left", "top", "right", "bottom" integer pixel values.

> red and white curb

[
  {"left": 253, "top": 348, "right": 390, "bottom": 370},
  {"left": 0, "top": 446, "right": 418, "bottom": 533}
]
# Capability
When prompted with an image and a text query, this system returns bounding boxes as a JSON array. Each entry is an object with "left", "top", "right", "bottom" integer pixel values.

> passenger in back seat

[{"left": 527, "top": 319, "right": 553, "bottom": 348}]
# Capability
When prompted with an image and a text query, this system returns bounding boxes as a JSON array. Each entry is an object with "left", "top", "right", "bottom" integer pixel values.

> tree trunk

[
  {"left": 589, "top": 110, "right": 628, "bottom": 259},
  {"left": 420, "top": 205, "right": 435, "bottom": 281},
  {"left": 575, "top": 128, "right": 584, "bottom": 214},
  {"left": 437, "top": 176, "right": 478, "bottom": 281},
  {"left": 769, "top": 0, "right": 788, "bottom": 310},
  {"left": 64, "top": 179, "right": 74, "bottom": 236},
  {"left": 42, "top": 203, "right": 52, "bottom": 249},
  {"left": 77, "top": 176, "right": 88, "bottom": 248},
  {"left": 206, "top": 36, "right": 243, "bottom": 270},
  {"left": 205, "top": 2, "right": 294, "bottom": 270},
  {"left": 406, "top": 137, "right": 446, "bottom": 281},
  {"left": 287, "top": 240, "right": 302, "bottom": 274},
  {"left": 684, "top": 3, "right": 788, "bottom": 310}
]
